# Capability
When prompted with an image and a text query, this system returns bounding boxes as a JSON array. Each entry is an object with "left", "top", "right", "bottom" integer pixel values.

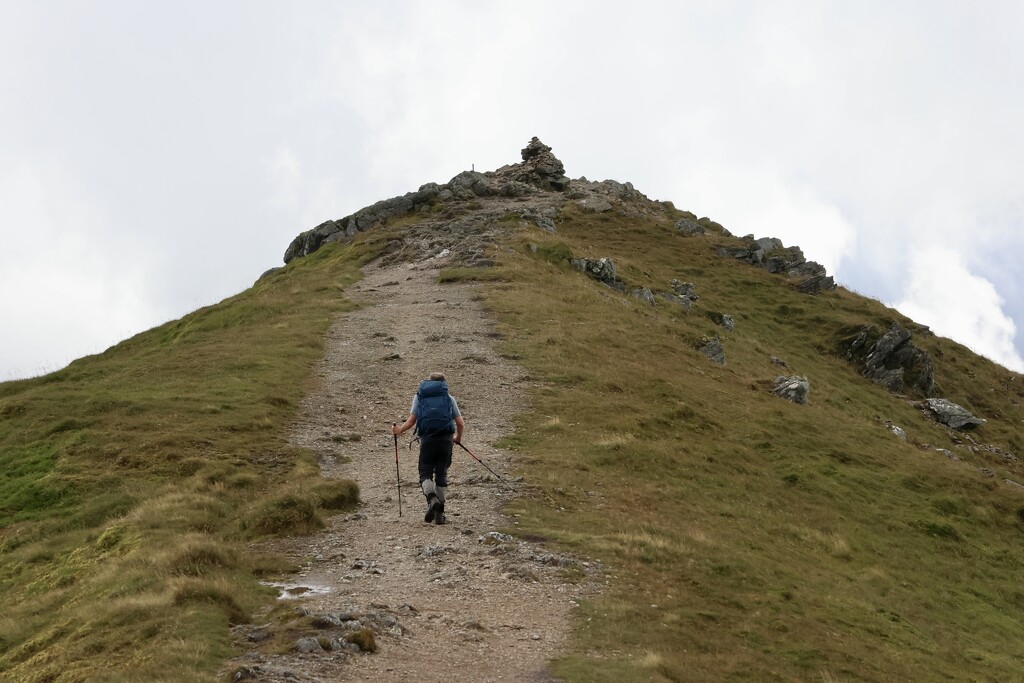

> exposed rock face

[
  {"left": 718, "top": 237, "right": 836, "bottom": 295},
  {"left": 842, "top": 323, "right": 935, "bottom": 396},
  {"left": 284, "top": 137, "right": 572, "bottom": 264},
  {"left": 699, "top": 337, "right": 725, "bottom": 365},
  {"left": 773, "top": 375, "right": 810, "bottom": 404},
  {"left": 922, "top": 398, "right": 985, "bottom": 430}
]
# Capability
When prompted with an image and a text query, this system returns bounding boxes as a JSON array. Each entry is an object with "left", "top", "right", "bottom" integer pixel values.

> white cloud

[
  {"left": 892, "top": 247, "right": 1024, "bottom": 372},
  {"left": 0, "top": 162, "right": 156, "bottom": 379}
]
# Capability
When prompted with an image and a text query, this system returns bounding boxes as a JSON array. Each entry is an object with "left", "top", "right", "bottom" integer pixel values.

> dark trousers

[{"left": 418, "top": 438, "right": 453, "bottom": 488}]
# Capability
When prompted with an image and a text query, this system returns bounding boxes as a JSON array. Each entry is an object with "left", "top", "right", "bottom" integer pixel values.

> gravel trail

[{"left": 228, "top": 258, "right": 593, "bottom": 682}]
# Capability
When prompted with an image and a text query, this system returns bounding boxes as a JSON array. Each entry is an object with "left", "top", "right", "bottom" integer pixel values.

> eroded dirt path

[{"left": 229, "top": 259, "right": 593, "bottom": 682}]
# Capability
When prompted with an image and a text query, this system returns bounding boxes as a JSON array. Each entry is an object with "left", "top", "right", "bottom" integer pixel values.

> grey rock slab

[
  {"left": 772, "top": 375, "right": 810, "bottom": 404},
  {"left": 923, "top": 398, "right": 985, "bottom": 430},
  {"left": 674, "top": 218, "right": 706, "bottom": 236},
  {"left": 699, "top": 337, "right": 725, "bottom": 365},
  {"left": 576, "top": 196, "right": 612, "bottom": 212}
]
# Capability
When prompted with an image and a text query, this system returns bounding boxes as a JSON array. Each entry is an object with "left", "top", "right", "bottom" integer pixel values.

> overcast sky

[{"left": 2, "top": 1, "right": 1023, "bottom": 380}]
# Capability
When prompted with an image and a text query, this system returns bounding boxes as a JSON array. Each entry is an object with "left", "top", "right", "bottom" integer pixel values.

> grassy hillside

[
  {"left": 467, "top": 204, "right": 1024, "bottom": 681},
  {"left": 477, "top": 202, "right": 1024, "bottom": 683},
  {"left": 2, "top": 195, "right": 1022, "bottom": 682},
  {"left": 0, "top": 238, "right": 384, "bottom": 681}
]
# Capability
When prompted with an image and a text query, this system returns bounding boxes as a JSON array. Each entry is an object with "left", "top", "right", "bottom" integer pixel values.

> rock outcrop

[
  {"left": 571, "top": 257, "right": 625, "bottom": 291},
  {"left": 718, "top": 237, "right": 836, "bottom": 295},
  {"left": 841, "top": 323, "right": 935, "bottom": 396},
  {"left": 658, "top": 280, "right": 699, "bottom": 311},
  {"left": 699, "top": 336, "right": 725, "bottom": 365},
  {"left": 284, "top": 137, "right": 573, "bottom": 264},
  {"left": 922, "top": 398, "right": 985, "bottom": 430}
]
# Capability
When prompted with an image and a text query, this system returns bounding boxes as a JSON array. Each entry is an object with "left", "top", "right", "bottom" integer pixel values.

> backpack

[{"left": 415, "top": 380, "right": 455, "bottom": 438}]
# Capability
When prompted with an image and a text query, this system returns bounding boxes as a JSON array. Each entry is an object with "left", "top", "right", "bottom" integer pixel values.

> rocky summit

[{"left": 281, "top": 137, "right": 838, "bottom": 302}]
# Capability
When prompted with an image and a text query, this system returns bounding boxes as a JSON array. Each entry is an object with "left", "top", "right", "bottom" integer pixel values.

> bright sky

[{"left": 2, "top": 1, "right": 1023, "bottom": 379}]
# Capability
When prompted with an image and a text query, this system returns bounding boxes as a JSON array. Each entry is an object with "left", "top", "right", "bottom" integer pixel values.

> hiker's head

[{"left": 429, "top": 372, "right": 446, "bottom": 381}]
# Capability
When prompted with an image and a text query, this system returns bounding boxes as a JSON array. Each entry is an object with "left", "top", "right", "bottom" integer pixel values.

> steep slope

[
  {"left": 2, "top": 138, "right": 1023, "bottom": 682},
  {"left": 277, "top": 139, "right": 1024, "bottom": 680}
]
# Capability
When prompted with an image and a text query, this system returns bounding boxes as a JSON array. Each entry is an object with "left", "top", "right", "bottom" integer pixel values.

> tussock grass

[
  {"left": 478, "top": 212, "right": 1024, "bottom": 680},
  {"left": 0, "top": 234, "right": 392, "bottom": 680},
  {"left": 309, "top": 478, "right": 360, "bottom": 511},
  {"left": 245, "top": 492, "right": 324, "bottom": 536}
]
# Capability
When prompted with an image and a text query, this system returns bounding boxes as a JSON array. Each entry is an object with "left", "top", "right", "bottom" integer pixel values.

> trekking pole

[
  {"left": 456, "top": 442, "right": 516, "bottom": 492},
  {"left": 393, "top": 423, "right": 402, "bottom": 517}
]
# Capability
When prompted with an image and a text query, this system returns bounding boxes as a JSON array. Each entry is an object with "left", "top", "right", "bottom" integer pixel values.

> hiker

[{"left": 392, "top": 372, "right": 464, "bottom": 525}]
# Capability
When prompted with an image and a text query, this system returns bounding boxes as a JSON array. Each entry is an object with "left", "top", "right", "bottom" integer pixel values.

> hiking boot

[
  {"left": 424, "top": 495, "right": 441, "bottom": 524},
  {"left": 434, "top": 503, "right": 446, "bottom": 525}
]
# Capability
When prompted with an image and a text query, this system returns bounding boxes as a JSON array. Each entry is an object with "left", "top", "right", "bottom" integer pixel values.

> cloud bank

[{"left": 1, "top": 1, "right": 1022, "bottom": 378}]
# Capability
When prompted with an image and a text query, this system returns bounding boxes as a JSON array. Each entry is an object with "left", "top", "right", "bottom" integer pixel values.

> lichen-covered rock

[
  {"left": 772, "top": 375, "right": 810, "bottom": 404},
  {"left": 922, "top": 398, "right": 985, "bottom": 430}
]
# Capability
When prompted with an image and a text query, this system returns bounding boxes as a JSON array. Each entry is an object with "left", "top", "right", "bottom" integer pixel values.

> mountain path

[{"left": 228, "top": 259, "right": 594, "bottom": 682}]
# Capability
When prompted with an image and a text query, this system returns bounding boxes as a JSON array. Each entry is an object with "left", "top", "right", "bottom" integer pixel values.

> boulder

[
  {"left": 447, "top": 170, "right": 494, "bottom": 199},
  {"left": 256, "top": 267, "right": 282, "bottom": 283},
  {"left": 699, "top": 337, "right": 725, "bottom": 365},
  {"left": 576, "top": 196, "right": 613, "bottom": 212},
  {"left": 923, "top": 398, "right": 985, "bottom": 430},
  {"left": 720, "top": 314, "right": 735, "bottom": 332},
  {"left": 772, "top": 375, "right": 810, "bottom": 404},
  {"left": 296, "top": 637, "right": 323, "bottom": 653},
  {"left": 674, "top": 218, "right": 706, "bottom": 236}
]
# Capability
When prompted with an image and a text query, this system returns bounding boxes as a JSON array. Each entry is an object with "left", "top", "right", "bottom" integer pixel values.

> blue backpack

[{"left": 415, "top": 380, "right": 455, "bottom": 438}]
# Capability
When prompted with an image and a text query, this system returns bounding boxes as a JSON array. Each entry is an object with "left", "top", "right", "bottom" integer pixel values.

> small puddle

[{"left": 261, "top": 580, "right": 333, "bottom": 600}]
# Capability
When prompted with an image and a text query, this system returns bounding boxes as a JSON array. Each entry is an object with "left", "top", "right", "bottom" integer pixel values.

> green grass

[
  {"left": 0, "top": 234, "right": 388, "bottom": 681},
  {"left": 473, "top": 205, "right": 1024, "bottom": 681},
  {"left": 4, "top": 199, "right": 1024, "bottom": 681}
]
